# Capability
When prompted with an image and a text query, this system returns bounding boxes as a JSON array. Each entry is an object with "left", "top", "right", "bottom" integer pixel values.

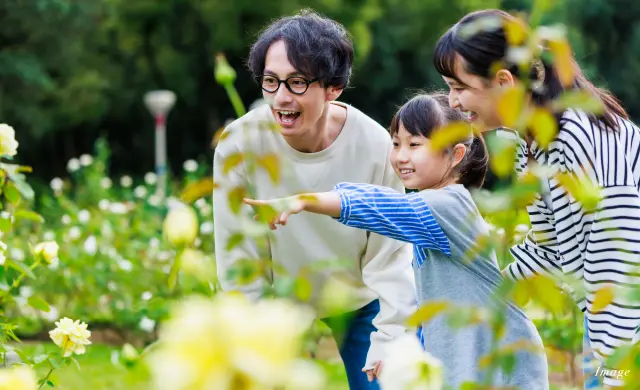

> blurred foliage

[{"left": 5, "top": 0, "right": 639, "bottom": 182}]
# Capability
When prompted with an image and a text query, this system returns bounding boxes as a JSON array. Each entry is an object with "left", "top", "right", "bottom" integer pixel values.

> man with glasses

[{"left": 213, "top": 9, "right": 415, "bottom": 389}]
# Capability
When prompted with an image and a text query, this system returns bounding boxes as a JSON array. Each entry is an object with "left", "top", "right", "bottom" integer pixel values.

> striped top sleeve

[
  {"left": 332, "top": 182, "right": 451, "bottom": 256},
  {"left": 505, "top": 110, "right": 640, "bottom": 387}
]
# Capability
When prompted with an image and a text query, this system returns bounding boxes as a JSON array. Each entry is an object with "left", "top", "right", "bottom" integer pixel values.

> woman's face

[{"left": 442, "top": 54, "right": 507, "bottom": 131}]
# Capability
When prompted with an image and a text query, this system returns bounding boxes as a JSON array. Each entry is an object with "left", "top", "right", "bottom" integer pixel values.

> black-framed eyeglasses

[{"left": 258, "top": 75, "right": 319, "bottom": 95}]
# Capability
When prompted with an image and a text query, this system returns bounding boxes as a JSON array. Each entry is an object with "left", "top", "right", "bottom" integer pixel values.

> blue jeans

[
  {"left": 583, "top": 317, "right": 601, "bottom": 389},
  {"left": 324, "top": 299, "right": 381, "bottom": 390}
]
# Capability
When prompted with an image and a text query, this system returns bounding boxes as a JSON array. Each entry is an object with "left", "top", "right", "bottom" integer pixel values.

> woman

[{"left": 433, "top": 9, "right": 640, "bottom": 389}]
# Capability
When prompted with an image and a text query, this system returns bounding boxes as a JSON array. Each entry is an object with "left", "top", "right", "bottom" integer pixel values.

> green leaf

[
  {"left": 225, "top": 233, "right": 244, "bottom": 251},
  {"left": 33, "top": 353, "right": 49, "bottom": 364},
  {"left": 294, "top": 276, "right": 312, "bottom": 302},
  {"left": 14, "top": 209, "right": 45, "bottom": 223},
  {"left": 14, "top": 348, "right": 30, "bottom": 363},
  {"left": 4, "top": 182, "right": 20, "bottom": 204},
  {"left": 70, "top": 356, "right": 81, "bottom": 370},
  {"left": 499, "top": 353, "right": 517, "bottom": 374},
  {"left": 28, "top": 296, "right": 50, "bottom": 312},
  {"left": 551, "top": 90, "right": 605, "bottom": 115},
  {"left": 0, "top": 216, "right": 11, "bottom": 232},
  {"left": 168, "top": 254, "right": 182, "bottom": 291},
  {"left": 6, "top": 258, "right": 35, "bottom": 279},
  {"left": 49, "top": 357, "right": 61, "bottom": 369},
  {"left": 0, "top": 163, "right": 34, "bottom": 200},
  {"left": 530, "top": 0, "right": 554, "bottom": 27},
  {"left": 228, "top": 186, "right": 247, "bottom": 215}
]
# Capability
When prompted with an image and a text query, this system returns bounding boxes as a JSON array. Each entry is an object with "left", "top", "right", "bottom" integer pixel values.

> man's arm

[{"left": 213, "top": 146, "right": 266, "bottom": 300}]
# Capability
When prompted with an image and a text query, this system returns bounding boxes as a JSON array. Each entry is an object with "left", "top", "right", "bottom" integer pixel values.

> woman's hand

[{"left": 243, "top": 196, "right": 306, "bottom": 230}]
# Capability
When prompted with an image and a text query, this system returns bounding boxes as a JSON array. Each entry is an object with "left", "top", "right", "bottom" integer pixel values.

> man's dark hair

[{"left": 247, "top": 9, "right": 354, "bottom": 89}]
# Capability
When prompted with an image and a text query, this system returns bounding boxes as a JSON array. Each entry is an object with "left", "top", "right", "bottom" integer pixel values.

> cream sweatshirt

[{"left": 213, "top": 102, "right": 416, "bottom": 369}]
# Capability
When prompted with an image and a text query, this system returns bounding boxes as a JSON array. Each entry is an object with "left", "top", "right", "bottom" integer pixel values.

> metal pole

[{"left": 155, "top": 115, "right": 167, "bottom": 198}]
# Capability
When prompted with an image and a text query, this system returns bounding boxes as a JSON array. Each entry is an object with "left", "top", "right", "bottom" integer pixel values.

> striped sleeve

[
  {"left": 507, "top": 223, "right": 564, "bottom": 280},
  {"left": 332, "top": 182, "right": 451, "bottom": 255},
  {"left": 554, "top": 112, "right": 640, "bottom": 387}
]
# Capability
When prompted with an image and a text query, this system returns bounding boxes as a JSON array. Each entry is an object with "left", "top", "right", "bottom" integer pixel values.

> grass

[
  {"left": 19, "top": 342, "right": 350, "bottom": 390},
  {"left": 18, "top": 341, "right": 580, "bottom": 389}
]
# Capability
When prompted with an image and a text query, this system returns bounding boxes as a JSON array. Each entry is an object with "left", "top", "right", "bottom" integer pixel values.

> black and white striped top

[{"left": 504, "top": 109, "right": 640, "bottom": 386}]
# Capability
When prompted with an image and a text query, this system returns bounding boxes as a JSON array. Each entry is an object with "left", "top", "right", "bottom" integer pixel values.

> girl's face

[
  {"left": 442, "top": 54, "right": 507, "bottom": 131},
  {"left": 391, "top": 124, "right": 465, "bottom": 191}
]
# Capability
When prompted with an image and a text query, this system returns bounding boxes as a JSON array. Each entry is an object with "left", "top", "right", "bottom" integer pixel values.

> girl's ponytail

[{"left": 457, "top": 135, "right": 489, "bottom": 189}]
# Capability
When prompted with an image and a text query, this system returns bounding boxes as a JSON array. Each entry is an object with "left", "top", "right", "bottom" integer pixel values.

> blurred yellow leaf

[
  {"left": 528, "top": 108, "right": 558, "bottom": 148},
  {"left": 490, "top": 144, "right": 517, "bottom": 179},
  {"left": 258, "top": 153, "right": 280, "bottom": 183},
  {"left": 496, "top": 85, "right": 526, "bottom": 128},
  {"left": 548, "top": 39, "right": 574, "bottom": 87},
  {"left": 228, "top": 186, "right": 247, "bottom": 214},
  {"left": 212, "top": 127, "right": 230, "bottom": 148},
  {"left": 551, "top": 90, "right": 605, "bottom": 115},
  {"left": 429, "top": 122, "right": 474, "bottom": 152},
  {"left": 180, "top": 178, "right": 219, "bottom": 203},
  {"left": 223, "top": 152, "right": 244, "bottom": 174},
  {"left": 592, "top": 286, "right": 615, "bottom": 313},
  {"left": 514, "top": 275, "right": 566, "bottom": 316},
  {"left": 512, "top": 279, "right": 532, "bottom": 307},
  {"left": 407, "top": 301, "right": 450, "bottom": 327},
  {"left": 504, "top": 17, "right": 529, "bottom": 46},
  {"left": 253, "top": 203, "right": 279, "bottom": 224},
  {"left": 294, "top": 276, "right": 312, "bottom": 302},
  {"left": 555, "top": 172, "right": 602, "bottom": 211}
]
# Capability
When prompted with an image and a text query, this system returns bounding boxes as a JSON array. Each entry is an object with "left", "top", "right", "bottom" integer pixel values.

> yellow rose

[
  {"left": 147, "top": 297, "right": 236, "bottom": 390},
  {"left": 33, "top": 241, "right": 59, "bottom": 263},
  {"left": 148, "top": 294, "right": 315, "bottom": 390},
  {"left": 163, "top": 206, "right": 199, "bottom": 247},
  {"left": 0, "top": 124, "right": 19, "bottom": 157},
  {"left": 179, "top": 248, "right": 215, "bottom": 281},
  {"left": 223, "top": 297, "right": 315, "bottom": 386},
  {"left": 0, "top": 365, "right": 37, "bottom": 390},
  {"left": 49, "top": 317, "right": 91, "bottom": 357}
]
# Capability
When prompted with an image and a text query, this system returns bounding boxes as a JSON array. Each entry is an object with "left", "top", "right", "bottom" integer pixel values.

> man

[{"left": 213, "top": 9, "right": 415, "bottom": 389}]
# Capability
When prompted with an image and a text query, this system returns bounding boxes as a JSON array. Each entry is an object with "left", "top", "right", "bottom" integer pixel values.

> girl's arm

[{"left": 244, "top": 182, "right": 451, "bottom": 255}]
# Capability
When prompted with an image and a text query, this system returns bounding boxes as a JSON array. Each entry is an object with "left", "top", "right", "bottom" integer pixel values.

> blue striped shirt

[{"left": 333, "top": 182, "right": 451, "bottom": 266}]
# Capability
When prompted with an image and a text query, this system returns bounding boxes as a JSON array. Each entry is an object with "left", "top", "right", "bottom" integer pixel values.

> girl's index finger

[{"left": 243, "top": 198, "right": 265, "bottom": 206}]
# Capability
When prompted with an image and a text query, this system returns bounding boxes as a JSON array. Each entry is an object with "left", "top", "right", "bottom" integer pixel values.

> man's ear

[
  {"left": 494, "top": 69, "right": 515, "bottom": 88},
  {"left": 325, "top": 85, "right": 344, "bottom": 101},
  {"left": 451, "top": 143, "right": 467, "bottom": 168}
]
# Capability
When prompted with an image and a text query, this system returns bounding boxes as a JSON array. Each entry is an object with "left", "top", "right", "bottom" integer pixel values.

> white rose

[{"left": 0, "top": 124, "right": 19, "bottom": 157}]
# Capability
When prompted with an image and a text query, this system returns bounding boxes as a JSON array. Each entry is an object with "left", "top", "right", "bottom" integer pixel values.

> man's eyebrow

[{"left": 263, "top": 69, "right": 305, "bottom": 77}]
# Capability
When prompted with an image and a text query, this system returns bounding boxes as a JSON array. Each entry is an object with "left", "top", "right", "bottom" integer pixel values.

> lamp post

[{"left": 144, "top": 90, "right": 176, "bottom": 199}]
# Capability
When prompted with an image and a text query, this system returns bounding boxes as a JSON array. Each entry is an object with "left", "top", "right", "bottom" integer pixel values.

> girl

[
  {"left": 245, "top": 93, "right": 549, "bottom": 389},
  {"left": 433, "top": 9, "right": 640, "bottom": 389}
]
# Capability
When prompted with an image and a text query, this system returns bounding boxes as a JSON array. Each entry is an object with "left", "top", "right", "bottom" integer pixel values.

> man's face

[{"left": 262, "top": 40, "right": 341, "bottom": 138}]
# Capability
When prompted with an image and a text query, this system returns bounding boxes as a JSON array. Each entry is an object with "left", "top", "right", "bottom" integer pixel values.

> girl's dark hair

[
  {"left": 433, "top": 9, "right": 628, "bottom": 129},
  {"left": 389, "top": 93, "right": 489, "bottom": 188}
]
